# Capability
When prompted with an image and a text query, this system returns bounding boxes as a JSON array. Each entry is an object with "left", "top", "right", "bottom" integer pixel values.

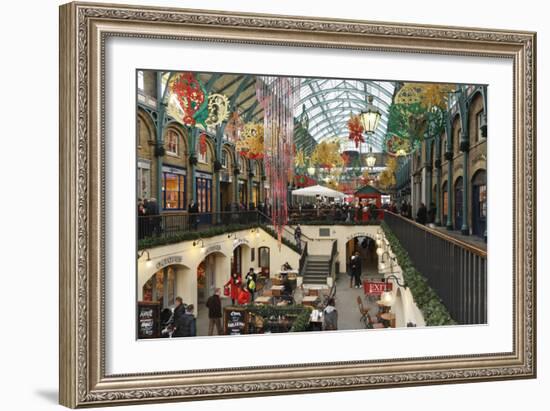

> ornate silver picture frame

[{"left": 59, "top": 1, "right": 536, "bottom": 407}]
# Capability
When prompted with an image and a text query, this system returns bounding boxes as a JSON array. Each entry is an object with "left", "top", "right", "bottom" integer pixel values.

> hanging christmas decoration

[
  {"left": 385, "top": 134, "right": 412, "bottom": 156},
  {"left": 310, "top": 140, "right": 344, "bottom": 170},
  {"left": 170, "top": 72, "right": 208, "bottom": 127},
  {"left": 256, "top": 76, "right": 300, "bottom": 246},
  {"left": 294, "top": 149, "right": 306, "bottom": 169},
  {"left": 235, "top": 122, "right": 264, "bottom": 160},
  {"left": 204, "top": 93, "right": 230, "bottom": 128},
  {"left": 347, "top": 114, "right": 365, "bottom": 148},
  {"left": 225, "top": 111, "right": 245, "bottom": 142},
  {"left": 377, "top": 157, "right": 398, "bottom": 189}
]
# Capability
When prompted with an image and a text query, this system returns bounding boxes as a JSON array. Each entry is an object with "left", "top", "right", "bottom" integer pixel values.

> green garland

[
  {"left": 381, "top": 222, "right": 456, "bottom": 326},
  {"left": 243, "top": 304, "right": 313, "bottom": 332},
  {"left": 138, "top": 223, "right": 257, "bottom": 250}
]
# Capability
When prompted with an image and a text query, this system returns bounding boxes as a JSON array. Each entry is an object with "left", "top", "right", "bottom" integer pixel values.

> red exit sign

[{"left": 363, "top": 281, "right": 392, "bottom": 295}]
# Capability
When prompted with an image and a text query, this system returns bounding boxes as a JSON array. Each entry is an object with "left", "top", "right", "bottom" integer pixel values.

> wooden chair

[{"left": 356, "top": 296, "right": 369, "bottom": 328}]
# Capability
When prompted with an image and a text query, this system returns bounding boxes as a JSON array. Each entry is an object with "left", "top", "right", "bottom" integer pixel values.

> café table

[
  {"left": 302, "top": 295, "right": 319, "bottom": 307},
  {"left": 254, "top": 296, "right": 272, "bottom": 305},
  {"left": 270, "top": 285, "right": 285, "bottom": 297}
]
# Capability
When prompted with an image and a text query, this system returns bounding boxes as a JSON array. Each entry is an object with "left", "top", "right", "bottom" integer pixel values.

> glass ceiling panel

[{"left": 296, "top": 77, "right": 396, "bottom": 151}]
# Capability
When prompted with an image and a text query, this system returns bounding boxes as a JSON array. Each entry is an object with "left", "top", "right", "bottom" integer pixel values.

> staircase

[{"left": 302, "top": 255, "right": 331, "bottom": 285}]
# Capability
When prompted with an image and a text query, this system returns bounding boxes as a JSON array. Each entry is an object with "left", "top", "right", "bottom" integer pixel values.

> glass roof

[
  {"left": 297, "top": 78, "right": 396, "bottom": 152},
  {"left": 156, "top": 72, "right": 396, "bottom": 152}
]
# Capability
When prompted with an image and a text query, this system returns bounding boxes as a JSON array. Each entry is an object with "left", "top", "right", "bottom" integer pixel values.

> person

[
  {"left": 416, "top": 202, "right": 428, "bottom": 225},
  {"left": 245, "top": 268, "right": 257, "bottom": 301},
  {"left": 348, "top": 252, "right": 356, "bottom": 288},
  {"left": 323, "top": 298, "right": 338, "bottom": 331},
  {"left": 351, "top": 251, "right": 362, "bottom": 288},
  {"left": 205, "top": 288, "right": 222, "bottom": 336},
  {"left": 225, "top": 273, "right": 242, "bottom": 305},
  {"left": 188, "top": 200, "right": 199, "bottom": 230},
  {"left": 282, "top": 261, "right": 292, "bottom": 271},
  {"left": 428, "top": 202, "right": 436, "bottom": 225},
  {"left": 145, "top": 197, "right": 160, "bottom": 236},
  {"left": 237, "top": 284, "right": 251, "bottom": 305},
  {"left": 173, "top": 301, "right": 196, "bottom": 337},
  {"left": 294, "top": 224, "right": 302, "bottom": 252}
]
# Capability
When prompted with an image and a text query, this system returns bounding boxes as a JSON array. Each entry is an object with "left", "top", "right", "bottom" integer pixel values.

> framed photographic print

[{"left": 59, "top": 1, "right": 537, "bottom": 408}]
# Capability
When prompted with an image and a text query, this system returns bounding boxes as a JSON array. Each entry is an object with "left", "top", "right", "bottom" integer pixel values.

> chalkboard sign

[
  {"left": 137, "top": 301, "right": 160, "bottom": 339},
  {"left": 224, "top": 306, "right": 249, "bottom": 335}
]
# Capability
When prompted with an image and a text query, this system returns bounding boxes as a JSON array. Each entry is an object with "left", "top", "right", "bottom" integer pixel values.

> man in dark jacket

[
  {"left": 416, "top": 202, "right": 428, "bottom": 225},
  {"left": 206, "top": 288, "right": 222, "bottom": 336},
  {"left": 188, "top": 201, "right": 199, "bottom": 230},
  {"left": 173, "top": 301, "right": 196, "bottom": 337}
]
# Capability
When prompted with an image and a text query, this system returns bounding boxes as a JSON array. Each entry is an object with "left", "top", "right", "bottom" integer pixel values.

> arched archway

[
  {"left": 139, "top": 263, "right": 192, "bottom": 310},
  {"left": 345, "top": 235, "right": 378, "bottom": 281},
  {"left": 231, "top": 241, "right": 252, "bottom": 277},
  {"left": 197, "top": 251, "right": 229, "bottom": 305}
]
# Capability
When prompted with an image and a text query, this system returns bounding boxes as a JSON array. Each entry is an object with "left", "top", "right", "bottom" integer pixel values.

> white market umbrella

[{"left": 291, "top": 184, "right": 346, "bottom": 199}]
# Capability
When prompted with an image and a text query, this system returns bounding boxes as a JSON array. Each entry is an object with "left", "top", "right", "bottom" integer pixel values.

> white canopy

[{"left": 291, "top": 184, "right": 346, "bottom": 198}]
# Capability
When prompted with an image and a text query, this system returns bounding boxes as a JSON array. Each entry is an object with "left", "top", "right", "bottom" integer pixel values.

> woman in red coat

[
  {"left": 237, "top": 284, "right": 251, "bottom": 305},
  {"left": 225, "top": 273, "right": 242, "bottom": 305}
]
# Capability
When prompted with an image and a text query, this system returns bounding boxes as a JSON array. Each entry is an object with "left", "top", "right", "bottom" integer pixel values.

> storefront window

[
  {"left": 221, "top": 150, "right": 228, "bottom": 168},
  {"left": 137, "top": 160, "right": 151, "bottom": 201},
  {"left": 259, "top": 247, "right": 270, "bottom": 276},
  {"left": 476, "top": 111, "right": 485, "bottom": 142},
  {"left": 196, "top": 175, "right": 212, "bottom": 213},
  {"left": 142, "top": 267, "right": 177, "bottom": 308},
  {"left": 165, "top": 130, "right": 179, "bottom": 156},
  {"left": 479, "top": 184, "right": 487, "bottom": 218},
  {"left": 162, "top": 169, "right": 186, "bottom": 210}
]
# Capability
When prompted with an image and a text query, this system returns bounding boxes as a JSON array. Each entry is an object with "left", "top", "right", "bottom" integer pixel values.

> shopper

[
  {"left": 237, "top": 284, "right": 251, "bottom": 305},
  {"left": 323, "top": 298, "right": 338, "bottom": 331},
  {"left": 294, "top": 224, "right": 302, "bottom": 252},
  {"left": 245, "top": 268, "right": 257, "bottom": 301},
  {"left": 416, "top": 202, "right": 428, "bottom": 225},
  {"left": 206, "top": 288, "right": 222, "bottom": 336},
  {"left": 351, "top": 251, "right": 362, "bottom": 288},
  {"left": 225, "top": 273, "right": 242, "bottom": 305},
  {"left": 188, "top": 201, "right": 199, "bottom": 230},
  {"left": 173, "top": 303, "right": 196, "bottom": 337}
]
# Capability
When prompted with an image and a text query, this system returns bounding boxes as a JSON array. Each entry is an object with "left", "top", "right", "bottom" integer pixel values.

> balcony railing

[
  {"left": 383, "top": 211, "right": 487, "bottom": 325},
  {"left": 138, "top": 211, "right": 262, "bottom": 241}
]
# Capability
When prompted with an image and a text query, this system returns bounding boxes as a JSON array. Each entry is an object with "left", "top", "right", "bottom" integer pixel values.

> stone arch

[
  {"left": 137, "top": 108, "right": 155, "bottom": 156},
  {"left": 138, "top": 262, "right": 192, "bottom": 309}
]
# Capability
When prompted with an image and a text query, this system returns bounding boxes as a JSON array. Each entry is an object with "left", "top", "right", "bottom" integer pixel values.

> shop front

[
  {"left": 162, "top": 165, "right": 187, "bottom": 210},
  {"left": 196, "top": 171, "right": 213, "bottom": 223},
  {"left": 471, "top": 170, "right": 487, "bottom": 238}
]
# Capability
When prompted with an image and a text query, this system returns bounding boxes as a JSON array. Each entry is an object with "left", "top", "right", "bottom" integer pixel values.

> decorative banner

[
  {"left": 205, "top": 93, "right": 230, "bottom": 128},
  {"left": 347, "top": 114, "right": 365, "bottom": 148},
  {"left": 225, "top": 111, "right": 244, "bottom": 142},
  {"left": 235, "top": 122, "right": 264, "bottom": 159},
  {"left": 256, "top": 76, "right": 300, "bottom": 246},
  {"left": 170, "top": 72, "right": 209, "bottom": 128}
]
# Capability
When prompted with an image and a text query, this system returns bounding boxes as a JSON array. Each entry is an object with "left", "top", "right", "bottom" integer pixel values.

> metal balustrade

[{"left": 383, "top": 211, "right": 487, "bottom": 325}]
